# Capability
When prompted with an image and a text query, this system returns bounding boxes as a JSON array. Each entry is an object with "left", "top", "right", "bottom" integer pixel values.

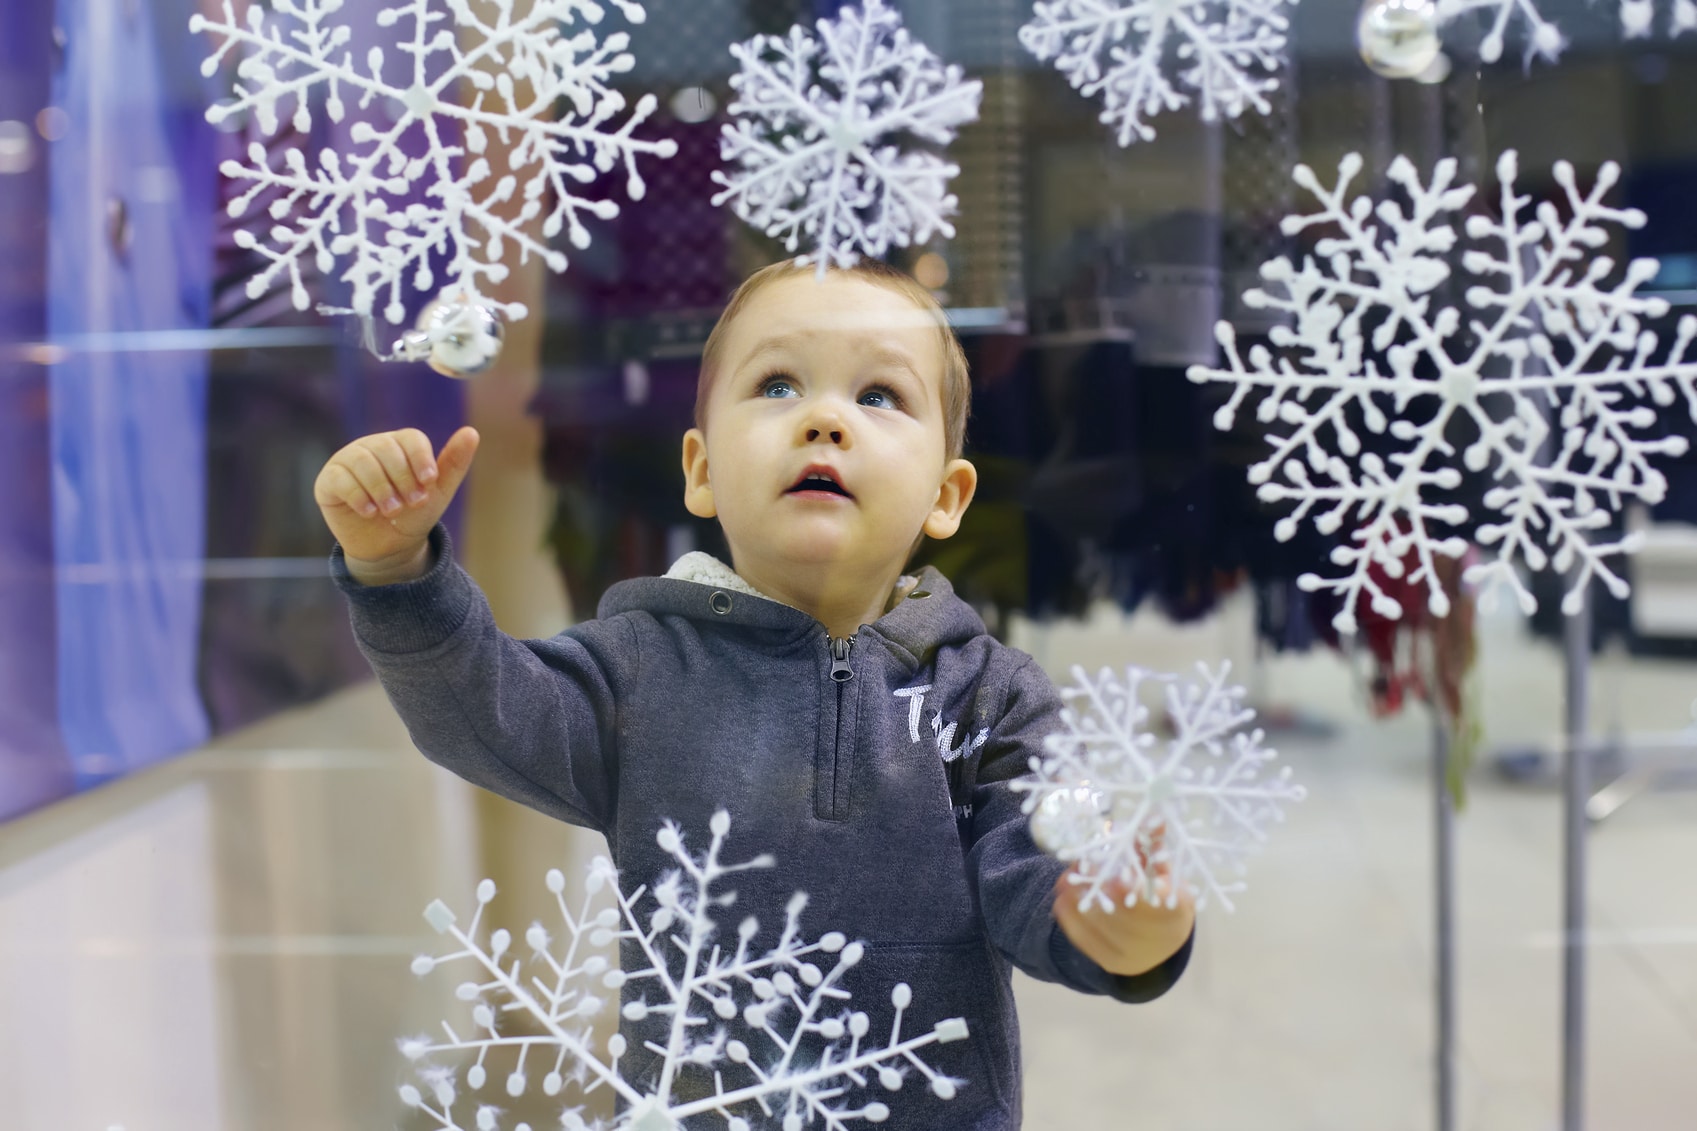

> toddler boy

[{"left": 318, "top": 259, "right": 1194, "bottom": 1128}]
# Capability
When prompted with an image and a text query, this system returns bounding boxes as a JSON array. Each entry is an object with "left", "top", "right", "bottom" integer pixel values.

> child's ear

[
  {"left": 922, "top": 458, "right": 978, "bottom": 540},
  {"left": 681, "top": 428, "right": 716, "bottom": 518}
]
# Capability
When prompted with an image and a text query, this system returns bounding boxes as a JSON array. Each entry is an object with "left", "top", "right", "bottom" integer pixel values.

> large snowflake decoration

[
  {"left": 1436, "top": 0, "right": 1695, "bottom": 66},
  {"left": 190, "top": 0, "right": 677, "bottom": 328},
  {"left": 1017, "top": 0, "right": 1294, "bottom": 147},
  {"left": 1188, "top": 151, "right": 1697, "bottom": 632},
  {"left": 710, "top": 0, "right": 982, "bottom": 272},
  {"left": 399, "top": 811, "right": 970, "bottom": 1130},
  {"left": 1014, "top": 664, "right": 1305, "bottom": 914}
]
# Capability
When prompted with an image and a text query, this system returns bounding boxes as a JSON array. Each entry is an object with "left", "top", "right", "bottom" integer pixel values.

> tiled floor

[{"left": 2, "top": 594, "right": 1694, "bottom": 1130}]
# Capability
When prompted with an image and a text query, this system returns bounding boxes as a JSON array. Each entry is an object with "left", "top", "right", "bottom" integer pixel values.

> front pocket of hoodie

[{"left": 845, "top": 939, "right": 1018, "bottom": 1122}]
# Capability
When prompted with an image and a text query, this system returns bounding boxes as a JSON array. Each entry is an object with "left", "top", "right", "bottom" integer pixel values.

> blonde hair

[{"left": 694, "top": 260, "right": 972, "bottom": 461}]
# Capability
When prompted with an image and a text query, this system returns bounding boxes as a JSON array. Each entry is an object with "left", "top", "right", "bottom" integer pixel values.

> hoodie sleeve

[
  {"left": 966, "top": 653, "right": 1192, "bottom": 1003},
  {"left": 332, "top": 524, "right": 625, "bottom": 833}
]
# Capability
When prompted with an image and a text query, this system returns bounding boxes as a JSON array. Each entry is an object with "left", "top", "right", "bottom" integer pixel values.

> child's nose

[{"left": 801, "top": 403, "right": 850, "bottom": 446}]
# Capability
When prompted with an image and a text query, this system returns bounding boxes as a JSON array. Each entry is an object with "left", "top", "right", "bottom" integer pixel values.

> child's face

[{"left": 681, "top": 273, "right": 974, "bottom": 586}]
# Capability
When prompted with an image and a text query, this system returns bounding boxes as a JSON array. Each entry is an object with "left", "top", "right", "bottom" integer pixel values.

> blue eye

[
  {"left": 859, "top": 387, "right": 900, "bottom": 409},
  {"left": 760, "top": 377, "right": 797, "bottom": 398}
]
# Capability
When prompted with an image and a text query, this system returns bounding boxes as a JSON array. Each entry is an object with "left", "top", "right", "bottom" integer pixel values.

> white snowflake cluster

[
  {"left": 710, "top": 0, "right": 982, "bottom": 273},
  {"left": 191, "top": 0, "right": 676, "bottom": 327},
  {"left": 399, "top": 811, "right": 970, "bottom": 1131},
  {"left": 1188, "top": 151, "right": 1697, "bottom": 632},
  {"left": 1437, "top": 0, "right": 1696, "bottom": 65},
  {"left": 1018, "top": 0, "right": 1294, "bottom": 147},
  {"left": 1015, "top": 663, "right": 1305, "bottom": 914}
]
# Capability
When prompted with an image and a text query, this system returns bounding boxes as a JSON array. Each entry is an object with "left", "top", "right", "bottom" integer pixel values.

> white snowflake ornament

[
  {"left": 1436, "top": 0, "right": 1695, "bottom": 65},
  {"left": 1018, "top": 0, "right": 1295, "bottom": 147},
  {"left": 710, "top": 0, "right": 983, "bottom": 273},
  {"left": 1014, "top": 663, "right": 1305, "bottom": 914},
  {"left": 191, "top": 0, "right": 677, "bottom": 335},
  {"left": 400, "top": 811, "right": 970, "bottom": 1130},
  {"left": 1188, "top": 151, "right": 1697, "bottom": 632}
]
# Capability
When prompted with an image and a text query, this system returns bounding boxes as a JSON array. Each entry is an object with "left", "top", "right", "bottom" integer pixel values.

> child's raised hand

[
  {"left": 314, "top": 426, "right": 479, "bottom": 583},
  {"left": 1052, "top": 825, "right": 1196, "bottom": 977}
]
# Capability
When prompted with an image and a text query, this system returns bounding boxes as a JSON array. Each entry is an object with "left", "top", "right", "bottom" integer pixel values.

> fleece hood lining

[{"left": 663, "top": 552, "right": 920, "bottom": 614}]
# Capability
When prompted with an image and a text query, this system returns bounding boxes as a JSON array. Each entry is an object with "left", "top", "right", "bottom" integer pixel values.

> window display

[{"left": 1, "top": 0, "right": 1695, "bottom": 1129}]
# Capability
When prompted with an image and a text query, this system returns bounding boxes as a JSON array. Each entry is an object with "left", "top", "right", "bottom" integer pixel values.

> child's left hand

[{"left": 1052, "top": 831, "right": 1197, "bottom": 977}]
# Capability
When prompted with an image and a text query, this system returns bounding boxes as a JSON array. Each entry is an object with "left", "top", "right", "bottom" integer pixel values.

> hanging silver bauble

[
  {"left": 1029, "top": 783, "right": 1112, "bottom": 859},
  {"left": 393, "top": 293, "right": 506, "bottom": 379},
  {"left": 1356, "top": 0, "right": 1442, "bottom": 80},
  {"left": 1413, "top": 50, "right": 1452, "bottom": 85}
]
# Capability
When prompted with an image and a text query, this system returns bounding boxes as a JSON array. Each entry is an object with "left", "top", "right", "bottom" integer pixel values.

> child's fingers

[
  {"left": 314, "top": 426, "right": 477, "bottom": 526},
  {"left": 391, "top": 427, "right": 440, "bottom": 489},
  {"left": 1060, "top": 866, "right": 1135, "bottom": 912},
  {"left": 1138, "top": 822, "right": 1170, "bottom": 874},
  {"left": 338, "top": 442, "right": 410, "bottom": 516},
  {"left": 1054, "top": 884, "right": 1119, "bottom": 951},
  {"left": 362, "top": 432, "right": 431, "bottom": 508},
  {"left": 314, "top": 461, "right": 381, "bottom": 517}
]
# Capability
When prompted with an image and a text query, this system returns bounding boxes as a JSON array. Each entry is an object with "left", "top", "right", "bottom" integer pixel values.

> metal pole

[
  {"left": 1561, "top": 585, "right": 1592, "bottom": 1131},
  {"left": 1434, "top": 711, "right": 1456, "bottom": 1131}
]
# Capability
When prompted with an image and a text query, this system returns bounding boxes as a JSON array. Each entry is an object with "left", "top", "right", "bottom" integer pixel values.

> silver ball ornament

[
  {"left": 1356, "top": 0, "right": 1442, "bottom": 80},
  {"left": 1029, "top": 784, "right": 1111, "bottom": 858},
  {"left": 394, "top": 294, "right": 506, "bottom": 379}
]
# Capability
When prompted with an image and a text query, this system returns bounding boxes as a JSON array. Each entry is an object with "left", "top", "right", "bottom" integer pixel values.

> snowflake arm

[
  {"left": 1435, "top": 0, "right": 1565, "bottom": 64},
  {"left": 1455, "top": 156, "right": 1692, "bottom": 610},
  {"left": 1014, "top": 664, "right": 1305, "bottom": 914},
  {"left": 403, "top": 867, "right": 640, "bottom": 1116},
  {"left": 1620, "top": 0, "right": 1697, "bottom": 36},
  {"left": 401, "top": 811, "right": 970, "bottom": 1130},
  {"left": 191, "top": 0, "right": 676, "bottom": 328},
  {"left": 710, "top": 0, "right": 982, "bottom": 272},
  {"left": 1189, "top": 150, "right": 1697, "bottom": 631},
  {"left": 1018, "top": 0, "right": 1293, "bottom": 146},
  {"left": 1438, "top": 0, "right": 1696, "bottom": 65}
]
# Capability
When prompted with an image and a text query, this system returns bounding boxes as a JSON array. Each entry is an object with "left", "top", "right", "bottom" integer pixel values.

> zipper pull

[{"left": 829, "top": 635, "right": 854, "bottom": 682}]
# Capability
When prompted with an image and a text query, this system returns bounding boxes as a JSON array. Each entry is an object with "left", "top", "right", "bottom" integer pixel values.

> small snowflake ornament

[
  {"left": 1014, "top": 663, "right": 1305, "bottom": 914},
  {"left": 1018, "top": 0, "right": 1295, "bottom": 147},
  {"left": 400, "top": 811, "right": 970, "bottom": 1130},
  {"left": 1188, "top": 151, "right": 1697, "bottom": 632},
  {"left": 710, "top": 0, "right": 983, "bottom": 273},
  {"left": 1436, "top": 0, "right": 1695, "bottom": 65},
  {"left": 191, "top": 0, "right": 677, "bottom": 333}
]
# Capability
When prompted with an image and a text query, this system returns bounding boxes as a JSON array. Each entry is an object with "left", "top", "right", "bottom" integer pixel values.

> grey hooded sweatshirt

[{"left": 335, "top": 525, "right": 1190, "bottom": 1129}]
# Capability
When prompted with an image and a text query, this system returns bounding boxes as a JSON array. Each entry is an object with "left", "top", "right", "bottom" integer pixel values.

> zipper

[
  {"left": 829, "top": 634, "right": 855, "bottom": 682},
  {"left": 818, "top": 633, "right": 856, "bottom": 821}
]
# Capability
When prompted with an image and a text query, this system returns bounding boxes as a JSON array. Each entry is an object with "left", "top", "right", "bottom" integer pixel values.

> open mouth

[{"left": 787, "top": 467, "right": 853, "bottom": 498}]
